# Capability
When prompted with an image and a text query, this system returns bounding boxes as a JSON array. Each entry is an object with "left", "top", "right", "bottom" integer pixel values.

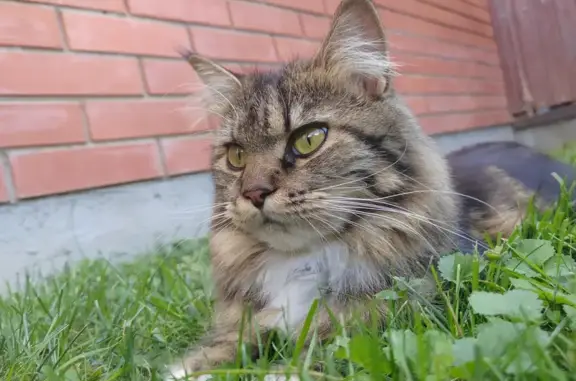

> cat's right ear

[
  {"left": 314, "top": 0, "right": 394, "bottom": 97},
  {"left": 179, "top": 49, "right": 242, "bottom": 110}
]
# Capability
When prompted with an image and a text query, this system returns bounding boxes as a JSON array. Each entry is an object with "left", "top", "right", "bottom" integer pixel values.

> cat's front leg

[
  {"left": 165, "top": 305, "right": 285, "bottom": 380},
  {"left": 164, "top": 326, "right": 241, "bottom": 380}
]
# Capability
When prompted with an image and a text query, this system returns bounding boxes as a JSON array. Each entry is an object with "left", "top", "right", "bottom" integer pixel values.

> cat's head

[{"left": 183, "top": 0, "right": 456, "bottom": 253}]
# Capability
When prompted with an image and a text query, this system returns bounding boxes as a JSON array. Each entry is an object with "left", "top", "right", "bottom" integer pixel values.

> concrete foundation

[
  {"left": 515, "top": 118, "right": 576, "bottom": 152},
  {"left": 0, "top": 173, "right": 213, "bottom": 291},
  {"left": 1, "top": 118, "right": 575, "bottom": 290}
]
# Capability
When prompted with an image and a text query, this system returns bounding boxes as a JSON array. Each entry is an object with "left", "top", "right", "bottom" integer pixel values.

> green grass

[{"left": 3, "top": 149, "right": 576, "bottom": 381}]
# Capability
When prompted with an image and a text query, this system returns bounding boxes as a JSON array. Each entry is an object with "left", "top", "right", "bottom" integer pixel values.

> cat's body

[
  {"left": 165, "top": 1, "right": 575, "bottom": 379},
  {"left": 449, "top": 140, "right": 576, "bottom": 205},
  {"left": 449, "top": 141, "right": 576, "bottom": 243}
]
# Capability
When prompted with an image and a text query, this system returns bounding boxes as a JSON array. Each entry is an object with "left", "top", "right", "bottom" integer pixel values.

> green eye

[
  {"left": 292, "top": 124, "right": 328, "bottom": 157},
  {"left": 227, "top": 144, "right": 246, "bottom": 169}
]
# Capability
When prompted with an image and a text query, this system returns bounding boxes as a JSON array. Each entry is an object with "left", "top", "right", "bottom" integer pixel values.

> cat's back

[
  {"left": 447, "top": 141, "right": 576, "bottom": 204},
  {"left": 447, "top": 141, "right": 576, "bottom": 246}
]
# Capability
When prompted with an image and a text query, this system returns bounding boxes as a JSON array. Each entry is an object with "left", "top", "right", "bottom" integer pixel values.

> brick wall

[{"left": 0, "top": 0, "right": 508, "bottom": 203}]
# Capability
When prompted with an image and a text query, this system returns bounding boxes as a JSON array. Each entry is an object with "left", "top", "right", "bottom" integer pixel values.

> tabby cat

[{"left": 165, "top": 0, "right": 573, "bottom": 379}]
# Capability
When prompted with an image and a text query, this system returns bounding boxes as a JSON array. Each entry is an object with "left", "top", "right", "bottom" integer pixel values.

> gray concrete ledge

[
  {"left": 434, "top": 116, "right": 576, "bottom": 154},
  {"left": 515, "top": 118, "right": 576, "bottom": 152},
  {"left": 433, "top": 124, "right": 515, "bottom": 154},
  {"left": 0, "top": 173, "right": 214, "bottom": 291}
]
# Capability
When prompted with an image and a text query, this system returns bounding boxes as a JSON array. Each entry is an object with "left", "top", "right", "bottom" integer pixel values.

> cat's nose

[{"left": 242, "top": 186, "right": 275, "bottom": 209}]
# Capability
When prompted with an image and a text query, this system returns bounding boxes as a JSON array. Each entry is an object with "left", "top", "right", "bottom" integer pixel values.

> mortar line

[
  {"left": 0, "top": 151, "right": 17, "bottom": 203},
  {"left": 155, "top": 137, "right": 169, "bottom": 179}
]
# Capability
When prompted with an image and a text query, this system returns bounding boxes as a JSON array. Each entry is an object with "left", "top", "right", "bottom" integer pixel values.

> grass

[{"left": 2, "top": 147, "right": 576, "bottom": 380}]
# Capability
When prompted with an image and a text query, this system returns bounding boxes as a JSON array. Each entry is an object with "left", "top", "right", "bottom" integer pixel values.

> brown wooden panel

[
  {"left": 488, "top": 0, "right": 576, "bottom": 117},
  {"left": 488, "top": 0, "right": 523, "bottom": 115},
  {"left": 555, "top": 0, "right": 576, "bottom": 101}
]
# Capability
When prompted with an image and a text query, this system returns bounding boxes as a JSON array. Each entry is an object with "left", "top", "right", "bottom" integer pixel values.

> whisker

[
  {"left": 181, "top": 105, "right": 229, "bottom": 122},
  {"left": 300, "top": 214, "right": 329, "bottom": 244},
  {"left": 328, "top": 197, "right": 485, "bottom": 248},
  {"left": 331, "top": 189, "right": 502, "bottom": 217},
  {"left": 198, "top": 82, "right": 241, "bottom": 123},
  {"left": 168, "top": 204, "right": 230, "bottom": 217},
  {"left": 321, "top": 199, "right": 485, "bottom": 250},
  {"left": 210, "top": 220, "right": 234, "bottom": 240},
  {"left": 324, "top": 198, "right": 453, "bottom": 229},
  {"left": 319, "top": 205, "right": 440, "bottom": 257},
  {"left": 168, "top": 203, "right": 230, "bottom": 216},
  {"left": 308, "top": 213, "right": 342, "bottom": 237},
  {"left": 210, "top": 220, "right": 231, "bottom": 235},
  {"left": 313, "top": 209, "right": 403, "bottom": 257}
]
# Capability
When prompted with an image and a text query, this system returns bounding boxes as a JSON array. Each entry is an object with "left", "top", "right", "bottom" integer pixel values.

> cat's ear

[
  {"left": 179, "top": 49, "right": 242, "bottom": 111},
  {"left": 314, "top": 0, "right": 394, "bottom": 96}
]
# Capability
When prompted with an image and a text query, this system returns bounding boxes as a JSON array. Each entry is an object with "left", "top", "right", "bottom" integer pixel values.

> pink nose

[{"left": 242, "top": 187, "right": 274, "bottom": 208}]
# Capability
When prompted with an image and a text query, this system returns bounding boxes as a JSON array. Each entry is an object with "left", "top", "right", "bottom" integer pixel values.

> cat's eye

[
  {"left": 227, "top": 144, "right": 246, "bottom": 170},
  {"left": 292, "top": 124, "right": 328, "bottom": 157}
]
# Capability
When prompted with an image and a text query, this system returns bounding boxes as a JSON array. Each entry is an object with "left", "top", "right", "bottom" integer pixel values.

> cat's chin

[{"left": 248, "top": 223, "right": 331, "bottom": 252}]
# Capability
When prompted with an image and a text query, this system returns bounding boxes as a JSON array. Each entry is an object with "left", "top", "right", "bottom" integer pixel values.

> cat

[{"left": 165, "top": 0, "right": 575, "bottom": 379}]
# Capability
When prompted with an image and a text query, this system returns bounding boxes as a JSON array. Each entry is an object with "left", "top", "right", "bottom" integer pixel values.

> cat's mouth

[
  {"left": 231, "top": 205, "right": 287, "bottom": 229},
  {"left": 233, "top": 197, "right": 323, "bottom": 231}
]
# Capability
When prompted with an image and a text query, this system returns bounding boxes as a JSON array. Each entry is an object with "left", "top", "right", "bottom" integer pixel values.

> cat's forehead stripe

[{"left": 233, "top": 72, "right": 291, "bottom": 144}]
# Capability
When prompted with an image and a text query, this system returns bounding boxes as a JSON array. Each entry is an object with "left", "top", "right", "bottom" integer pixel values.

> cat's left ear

[
  {"left": 179, "top": 49, "right": 243, "bottom": 112},
  {"left": 314, "top": 0, "right": 394, "bottom": 96}
]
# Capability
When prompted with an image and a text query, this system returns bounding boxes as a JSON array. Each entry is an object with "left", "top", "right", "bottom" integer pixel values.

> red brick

[
  {"left": 404, "top": 95, "right": 508, "bottom": 115},
  {"left": 394, "top": 54, "right": 503, "bottom": 79},
  {"left": 300, "top": 14, "right": 331, "bottom": 39},
  {"left": 0, "top": 103, "right": 85, "bottom": 148},
  {"left": 418, "top": 0, "right": 491, "bottom": 24},
  {"left": 191, "top": 28, "right": 278, "bottom": 62},
  {"left": 25, "top": 0, "right": 126, "bottom": 12},
  {"left": 63, "top": 11, "right": 189, "bottom": 57},
  {"left": 275, "top": 37, "right": 319, "bottom": 61},
  {"left": 428, "top": 95, "right": 507, "bottom": 113},
  {"left": 388, "top": 33, "right": 500, "bottom": 66},
  {"left": 262, "top": 0, "right": 325, "bottom": 14},
  {"left": 0, "top": 51, "right": 142, "bottom": 96},
  {"left": 395, "top": 76, "right": 504, "bottom": 95},
  {"left": 379, "top": 9, "right": 496, "bottom": 49},
  {"left": 162, "top": 136, "right": 213, "bottom": 175},
  {"left": 324, "top": 0, "right": 340, "bottom": 14},
  {"left": 142, "top": 59, "right": 200, "bottom": 95},
  {"left": 419, "top": 109, "right": 510, "bottom": 134},
  {"left": 463, "top": 0, "right": 488, "bottom": 9},
  {"left": 10, "top": 143, "right": 161, "bottom": 198},
  {"left": 375, "top": 0, "right": 493, "bottom": 37},
  {"left": 86, "top": 100, "right": 211, "bottom": 141},
  {"left": 230, "top": 2, "right": 303, "bottom": 36},
  {"left": 0, "top": 2, "right": 61, "bottom": 49},
  {"left": 0, "top": 167, "right": 9, "bottom": 203},
  {"left": 128, "top": 0, "right": 230, "bottom": 26},
  {"left": 402, "top": 96, "right": 430, "bottom": 115}
]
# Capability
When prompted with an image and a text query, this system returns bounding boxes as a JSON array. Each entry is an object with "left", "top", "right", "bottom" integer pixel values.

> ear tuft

[
  {"left": 179, "top": 48, "right": 242, "bottom": 116},
  {"left": 315, "top": 0, "right": 396, "bottom": 95}
]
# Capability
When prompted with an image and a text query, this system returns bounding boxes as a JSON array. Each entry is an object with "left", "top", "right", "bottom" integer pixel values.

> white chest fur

[{"left": 257, "top": 241, "right": 377, "bottom": 332}]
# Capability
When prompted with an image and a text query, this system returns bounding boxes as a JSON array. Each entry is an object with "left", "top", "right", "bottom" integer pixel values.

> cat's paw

[
  {"left": 262, "top": 375, "right": 300, "bottom": 381},
  {"left": 164, "top": 367, "right": 299, "bottom": 381},
  {"left": 163, "top": 365, "right": 214, "bottom": 381}
]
